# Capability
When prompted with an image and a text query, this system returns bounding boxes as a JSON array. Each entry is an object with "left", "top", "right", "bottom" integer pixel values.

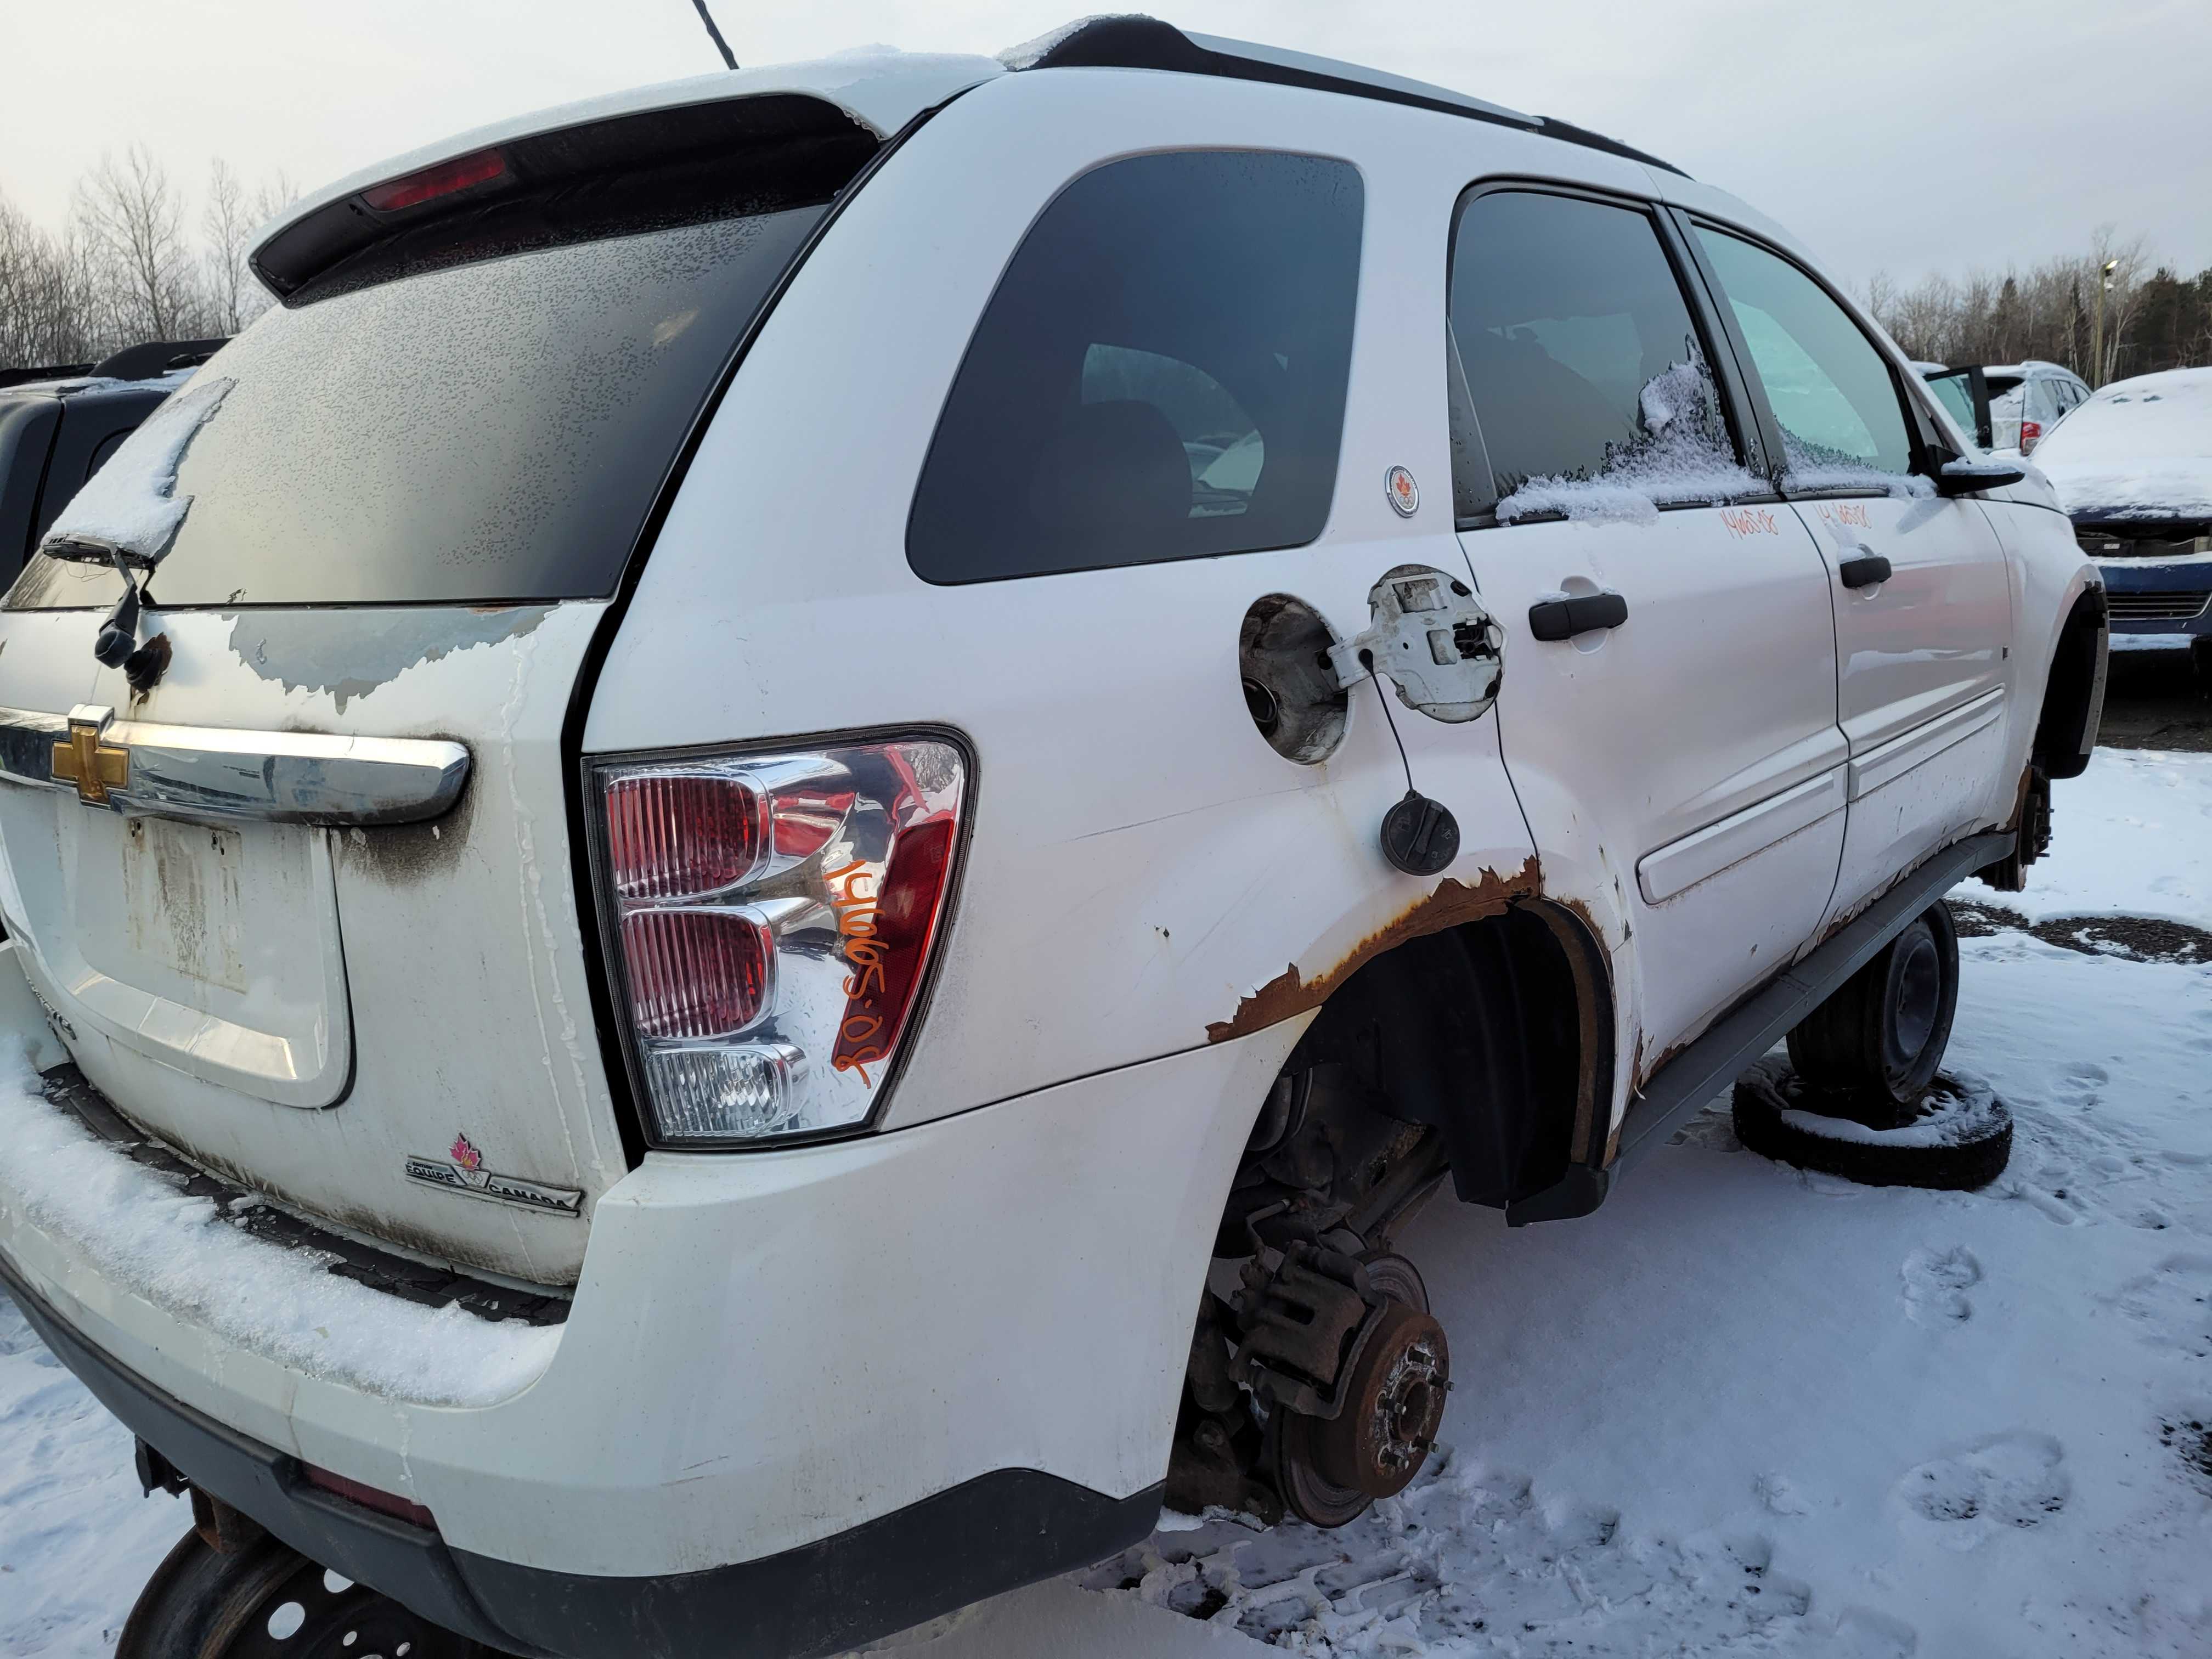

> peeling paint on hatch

[
  {"left": 225, "top": 605, "right": 550, "bottom": 712},
  {"left": 1205, "top": 855, "right": 1542, "bottom": 1043}
]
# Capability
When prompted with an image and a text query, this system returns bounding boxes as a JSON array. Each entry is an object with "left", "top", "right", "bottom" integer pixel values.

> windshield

[{"left": 8, "top": 206, "right": 822, "bottom": 610}]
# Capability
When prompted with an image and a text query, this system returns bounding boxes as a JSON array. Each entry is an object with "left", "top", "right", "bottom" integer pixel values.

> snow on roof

[
  {"left": 0, "top": 368, "right": 193, "bottom": 401},
  {"left": 2030, "top": 366, "right": 2212, "bottom": 519},
  {"left": 252, "top": 48, "right": 1006, "bottom": 286}
]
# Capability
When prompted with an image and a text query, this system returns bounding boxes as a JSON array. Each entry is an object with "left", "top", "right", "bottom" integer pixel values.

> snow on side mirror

[{"left": 1936, "top": 457, "right": 2027, "bottom": 496}]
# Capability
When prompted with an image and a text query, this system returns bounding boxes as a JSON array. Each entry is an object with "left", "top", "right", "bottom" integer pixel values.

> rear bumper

[
  {"left": 0, "top": 1255, "right": 1156, "bottom": 1657},
  {"left": 0, "top": 943, "right": 1304, "bottom": 1654}
]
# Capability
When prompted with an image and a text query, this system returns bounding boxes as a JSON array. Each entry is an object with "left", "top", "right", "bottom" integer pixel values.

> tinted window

[
  {"left": 906, "top": 151, "right": 1362, "bottom": 584},
  {"left": 9, "top": 206, "right": 823, "bottom": 609},
  {"left": 1693, "top": 227, "right": 1915, "bottom": 488},
  {"left": 1448, "top": 190, "right": 1750, "bottom": 519}
]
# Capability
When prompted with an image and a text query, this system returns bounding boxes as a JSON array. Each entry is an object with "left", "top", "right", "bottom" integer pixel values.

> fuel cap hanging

[{"left": 1325, "top": 566, "right": 1503, "bottom": 875}]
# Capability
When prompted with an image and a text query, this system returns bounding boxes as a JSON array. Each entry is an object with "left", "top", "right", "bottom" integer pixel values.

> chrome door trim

[{"left": 0, "top": 704, "right": 469, "bottom": 825}]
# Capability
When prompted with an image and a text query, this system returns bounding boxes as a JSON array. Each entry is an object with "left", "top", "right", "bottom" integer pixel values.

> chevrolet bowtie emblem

[{"left": 52, "top": 706, "right": 127, "bottom": 806}]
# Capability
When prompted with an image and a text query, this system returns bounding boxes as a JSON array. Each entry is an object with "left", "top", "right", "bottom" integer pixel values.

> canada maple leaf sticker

[{"left": 449, "top": 1132, "right": 483, "bottom": 1172}]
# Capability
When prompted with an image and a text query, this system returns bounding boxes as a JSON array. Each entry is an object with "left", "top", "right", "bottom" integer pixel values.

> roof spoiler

[
  {"left": 252, "top": 93, "right": 880, "bottom": 304},
  {"left": 1010, "top": 16, "right": 1688, "bottom": 178}
]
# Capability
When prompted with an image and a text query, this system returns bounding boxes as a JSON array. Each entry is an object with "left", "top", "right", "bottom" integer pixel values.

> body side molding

[{"left": 1506, "top": 828, "right": 2014, "bottom": 1224}]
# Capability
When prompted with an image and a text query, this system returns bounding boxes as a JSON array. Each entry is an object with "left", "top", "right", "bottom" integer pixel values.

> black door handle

[
  {"left": 1838, "top": 554, "right": 1892, "bottom": 589},
  {"left": 1528, "top": 592, "right": 1629, "bottom": 642}
]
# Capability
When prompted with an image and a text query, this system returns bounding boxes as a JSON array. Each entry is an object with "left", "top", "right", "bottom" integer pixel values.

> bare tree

[
  {"left": 201, "top": 159, "right": 262, "bottom": 334},
  {"left": 2085, "top": 225, "right": 2151, "bottom": 386},
  {"left": 251, "top": 169, "right": 299, "bottom": 229},
  {"left": 0, "top": 191, "right": 101, "bottom": 368},
  {"left": 72, "top": 145, "right": 206, "bottom": 340},
  {"left": 1861, "top": 269, "right": 1897, "bottom": 328}
]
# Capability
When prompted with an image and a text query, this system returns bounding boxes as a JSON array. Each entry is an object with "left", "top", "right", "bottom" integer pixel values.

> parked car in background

[
  {"left": 2033, "top": 366, "right": 2212, "bottom": 679},
  {"left": 0, "top": 341, "right": 227, "bottom": 580},
  {"left": 1985, "top": 359, "right": 2092, "bottom": 455},
  {"left": 0, "top": 19, "right": 2106, "bottom": 1659}
]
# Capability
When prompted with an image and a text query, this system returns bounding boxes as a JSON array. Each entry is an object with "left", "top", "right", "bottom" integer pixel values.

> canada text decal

[{"left": 405, "top": 1132, "right": 583, "bottom": 1216}]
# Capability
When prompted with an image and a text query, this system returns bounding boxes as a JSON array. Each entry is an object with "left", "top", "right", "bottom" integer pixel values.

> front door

[
  {"left": 1446, "top": 187, "right": 1848, "bottom": 1059},
  {"left": 1683, "top": 224, "right": 2014, "bottom": 933}
]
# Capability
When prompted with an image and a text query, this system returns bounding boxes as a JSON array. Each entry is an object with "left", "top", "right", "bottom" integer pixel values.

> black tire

[
  {"left": 1787, "top": 901, "right": 1960, "bottom": 1120},
  {"left": 1733, "top": 1059, "right": 2013, "bottom": 1190},
  {"left": 117, "top": 1529, "right": 487, "bottom": 1659}
]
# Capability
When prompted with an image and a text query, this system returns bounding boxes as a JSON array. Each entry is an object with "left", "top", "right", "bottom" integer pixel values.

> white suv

[{"left": 0, "top": 20, "right": 2108, "bottom": 1658}]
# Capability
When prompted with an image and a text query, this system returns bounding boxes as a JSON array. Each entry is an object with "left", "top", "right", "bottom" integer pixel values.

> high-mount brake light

[
  {"left": 361, "top": 148, "right": 509, "bottom": 212},
  {"left": 594, "top": 738, "right": 966, "bottom": 1146}
]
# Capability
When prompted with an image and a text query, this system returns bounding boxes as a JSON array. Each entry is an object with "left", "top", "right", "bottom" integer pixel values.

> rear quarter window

[{"left": 905, "top": 150, "right": 1364, "bottom": 584}]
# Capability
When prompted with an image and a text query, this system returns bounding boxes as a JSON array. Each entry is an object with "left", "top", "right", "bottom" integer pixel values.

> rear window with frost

[{"left": 7, "top": 207, "right": 822, "bottom": 609}]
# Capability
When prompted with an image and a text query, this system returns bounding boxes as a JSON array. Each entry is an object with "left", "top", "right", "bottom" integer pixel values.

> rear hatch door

[{"left": 0, "top": 100, "right": 866, "bottom": 1284}]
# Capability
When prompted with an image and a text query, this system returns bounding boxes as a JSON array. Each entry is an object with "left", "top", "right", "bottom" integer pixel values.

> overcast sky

[{"left": 5, "top": 0, "right": 2207, "bottom": 290}]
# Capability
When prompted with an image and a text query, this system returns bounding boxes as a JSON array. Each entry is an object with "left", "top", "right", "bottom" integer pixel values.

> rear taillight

[
  {"left": 592, "top": 737, "right": 966, "bottom": 1146},
  {"left": 2019, "top": 419, "right": 2042, "bottom": 455}
]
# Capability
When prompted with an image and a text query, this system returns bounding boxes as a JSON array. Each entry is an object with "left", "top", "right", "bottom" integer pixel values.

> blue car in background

[{"left": 2032, "top": 367, "right": 2212, "bottom": 685}]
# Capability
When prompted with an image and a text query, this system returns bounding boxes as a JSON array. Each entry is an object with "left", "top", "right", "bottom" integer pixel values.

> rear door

[
  {"left": 1447, "top": 187, "right": 1848, "bottom": 1055},
  {"left": 1681, "top": 223, "right": 2013, "bottom": 935},
  {"left": 0, "top": 168, "right": 836, "bottom": 1285}
]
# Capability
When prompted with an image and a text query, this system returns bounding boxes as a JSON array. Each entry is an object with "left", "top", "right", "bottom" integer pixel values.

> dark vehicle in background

[
  {"left": 2032, "top": 366, "right": 2212, "bottom": 684},
  {"left": 0, "top": 340, "right": 226, "bottom": 580}
]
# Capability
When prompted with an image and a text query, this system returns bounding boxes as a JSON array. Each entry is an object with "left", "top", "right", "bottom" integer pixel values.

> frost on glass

[
  {"left": 13, "top": 205, "right": 822, "bottom": 608},
  {"left": 1494, "top": 359, "right": 1762, "bottom": 526},
  {"left": 1777, "top": 433, "right": 1933, "bottom": 499}
]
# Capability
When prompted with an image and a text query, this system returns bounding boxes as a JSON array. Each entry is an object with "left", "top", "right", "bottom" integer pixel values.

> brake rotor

[{"left": 1274, "top": 1300, "right": 1449, "bottom": 1526}]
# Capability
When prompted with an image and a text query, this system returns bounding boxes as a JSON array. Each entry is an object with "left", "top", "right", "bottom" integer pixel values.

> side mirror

[{"left": 1935, "top": 457, "right": 2026, "bottom": 496}]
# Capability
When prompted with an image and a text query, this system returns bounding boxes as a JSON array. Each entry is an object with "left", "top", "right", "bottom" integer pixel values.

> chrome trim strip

[{"left": 0, "top": 705, "right": 469, "bottom": 825}]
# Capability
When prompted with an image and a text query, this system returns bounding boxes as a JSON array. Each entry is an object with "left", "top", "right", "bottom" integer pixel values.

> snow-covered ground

[{"left": 6, "top": 748, "right": 2211, "bottom": 1657}]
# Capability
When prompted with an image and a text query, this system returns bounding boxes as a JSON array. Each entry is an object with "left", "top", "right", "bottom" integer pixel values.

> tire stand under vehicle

[
  {"left": 1731, "top": 899, "right": 2015, "bottom": 1191},
  {"left": 116, "top": 1487, "right": 494, "bottom": 1659}
]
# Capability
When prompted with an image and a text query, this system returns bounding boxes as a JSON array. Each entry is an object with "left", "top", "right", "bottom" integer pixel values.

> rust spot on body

[
  {"left": 1636, "top": 1035, "right": 1689, "bottom": 1092},
  {"left": 1206, "top": 854, "right": 1542, "bottom": 1043}
]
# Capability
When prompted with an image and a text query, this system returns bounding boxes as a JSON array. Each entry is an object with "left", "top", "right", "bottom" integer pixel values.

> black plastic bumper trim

[
  {"left": 0, "top": 1249, "right": 534, "bottom": 1651},
  {"left": 453, "top": 1471, "right": 1165, "bottom": 1659},
  {"left": 0, "top": 1248, "right": 1163, "bottom": 1658}
]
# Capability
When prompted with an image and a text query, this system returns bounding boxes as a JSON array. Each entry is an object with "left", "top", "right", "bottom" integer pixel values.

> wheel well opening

[
  {"left": 2033, "top": 588, "right": 2107, "bottom": 782},
  {"left": 1218, "top": 900, "right": 1608, "bottom": 1256}
]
